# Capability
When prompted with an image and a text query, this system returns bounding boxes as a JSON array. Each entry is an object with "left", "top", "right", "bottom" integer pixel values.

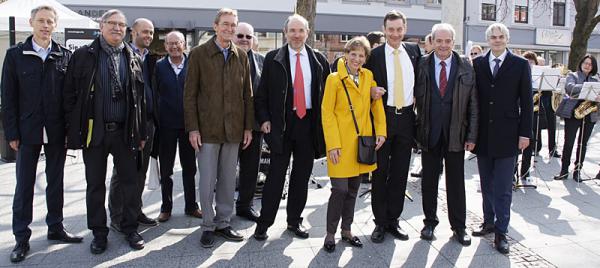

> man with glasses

[
  {"left": 64, "top": 9, "right": 147, "bottom": 253},
  {"left": 155, "top": 31, "right": 202, "bottom": 223},
  {"left": 233, "top": 22, "right": 264, "bottom": 222},
  {"left": 184, "top": 8, "right": 254, "bottom": 248}
]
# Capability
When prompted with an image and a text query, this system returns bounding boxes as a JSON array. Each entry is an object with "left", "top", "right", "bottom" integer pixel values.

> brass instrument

[
  {"left": 533, "top": 92, "right": 541, "bottom": 112},
  {"left": 574, "top": 100, "right": 599, "bottom": 119},
  {"left": 552, "top": 92, "right": 563, "bottom": 112}
]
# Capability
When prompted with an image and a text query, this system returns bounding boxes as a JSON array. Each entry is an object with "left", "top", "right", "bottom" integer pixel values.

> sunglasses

[
  {"left": 236, "top": 34, "right": 253, "bottom": 40},
  {"left": 470, "top": 52, "right": 480, "bottom": 56}
]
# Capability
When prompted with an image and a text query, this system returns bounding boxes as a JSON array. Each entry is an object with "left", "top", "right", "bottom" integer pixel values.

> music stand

[{"left": 574, "top": 82, "right": 600, "bottom": 183}]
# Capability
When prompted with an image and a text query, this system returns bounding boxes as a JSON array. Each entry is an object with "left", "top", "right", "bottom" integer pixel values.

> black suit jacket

[
  {"left": 254, "top": 44, "right": 330, "bottom": 158},
  {"left": 473, "top": 50, "right": 533, "bottom": 158},
  {"left": 364, "top": 42, "right": 422, "bottom": 105}
]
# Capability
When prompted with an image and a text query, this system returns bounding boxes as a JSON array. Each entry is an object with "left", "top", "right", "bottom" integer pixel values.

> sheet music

[
  {"left": 578, "top": 82, "right": 600, "bottom": 101},
  {"left": 531, "top": 66, "right": 562, "bottom": 91}
]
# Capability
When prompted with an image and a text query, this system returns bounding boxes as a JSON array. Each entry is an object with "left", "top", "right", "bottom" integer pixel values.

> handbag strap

[{"left": 340, "top": 78, "right": 375, "bottom": 137}]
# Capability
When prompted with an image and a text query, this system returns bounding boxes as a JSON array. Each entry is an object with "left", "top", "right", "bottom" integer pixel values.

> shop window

[{"left": 481, "top": 3, "right": 496, "bottom": 21}]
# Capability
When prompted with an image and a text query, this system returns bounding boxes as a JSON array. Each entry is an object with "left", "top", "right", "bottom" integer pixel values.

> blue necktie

[{"left": 492, "top": 58, "right": 501, "bottom": 78}]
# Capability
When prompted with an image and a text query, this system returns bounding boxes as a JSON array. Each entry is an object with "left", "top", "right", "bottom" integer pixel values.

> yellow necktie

[{"left": 393, "top": 49, "right": 404, "bottom": 109}]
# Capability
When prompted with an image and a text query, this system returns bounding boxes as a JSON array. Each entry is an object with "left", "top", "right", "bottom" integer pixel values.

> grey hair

[
  {"left": 31, "top": 5, "right": 58, "bottom": 21},
  {"left": 485, "top": 23, "right": 510, "bottom": 41},
  {"left": 283, "top": 14, "right": 309, "bottom": 32},
  {"left": 431, "top": 23, "right": 455, "bottom": 40},
  {"left": 165, "top": 30, "right": 185, "bottom": 42},
  {"left": 101, "top": 9, "right": 127, "bottom": 23}
]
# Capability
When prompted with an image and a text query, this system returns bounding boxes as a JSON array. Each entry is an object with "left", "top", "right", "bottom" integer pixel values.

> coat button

[
  {"left": 489, "top": 119, "right": 493, "bottom": 123},
  {"left": 491, "top": 84, "right": 495, "bottom": 88},
  {"left": 489, "top": 101, "right": 494, "bottom": 105}
]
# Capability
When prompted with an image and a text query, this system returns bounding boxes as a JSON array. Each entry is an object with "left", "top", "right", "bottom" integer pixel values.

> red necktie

[
  {"left": 294, "top": 53, "right": 306, "bottom": 119},
  {"left": 439, "top": 61, "right": 447, "bottom": 97}
]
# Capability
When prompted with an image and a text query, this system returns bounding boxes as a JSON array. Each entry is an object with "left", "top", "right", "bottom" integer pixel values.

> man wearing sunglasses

[{"left": 233, "top": 22, "right": 265, "bottom": 222}]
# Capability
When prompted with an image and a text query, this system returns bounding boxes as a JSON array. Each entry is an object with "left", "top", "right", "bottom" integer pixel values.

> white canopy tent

[{"left": 0, "top": 0, "right": 98, "bottom": 32}]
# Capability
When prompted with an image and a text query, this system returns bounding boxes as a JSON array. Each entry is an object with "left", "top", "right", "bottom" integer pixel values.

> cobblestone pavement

[{"left": 0, "top": 122, "right": 599, "bottom": 267}]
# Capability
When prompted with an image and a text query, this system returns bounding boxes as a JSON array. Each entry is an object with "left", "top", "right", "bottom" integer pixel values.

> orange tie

[{"left": 294, "top": 52, "right": 306, "bottom": 119}]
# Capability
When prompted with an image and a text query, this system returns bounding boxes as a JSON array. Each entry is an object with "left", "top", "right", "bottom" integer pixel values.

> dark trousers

[
  {"left": 371, "top": 108, "right": 414, "bottom": 226},
  {"left": 83, "top": 129, "right": 139, "bottom": 237},
  {"left": 108, "top": 120, "right": 155, "bottom": 223},
  {"left": 560, "top": 116, "right": 595, "bottom": 172},
  {"left": 236, "top": 130, "right": 263, "bottom": 210},
  {"left": 477, "top": 155, "right": 516, "bottom": 234},
  {"left": 258, "top": 112, "right": 314, "bottom": 228},
  {"left": 326, "top": 177, "right": 361, "bottom": 234},
  {"left": 540, "top": 93, "right": 557, "bottom": 152},
  {"left": 421, "top": 139, "right": 466, "bottom": 230},
  {"left": 159, "top": 127, "right": 198, "bottom": 213},
  {"left": 520, "top": 112, "right": 541, "bottom": 177},
  {"left": 12, "top": 143, "right": 66, "bottom": 243}
]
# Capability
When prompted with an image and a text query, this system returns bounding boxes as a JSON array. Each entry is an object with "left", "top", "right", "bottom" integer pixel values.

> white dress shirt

[
  {"left": 168, "top": 56, "right": 185, "bottom": 75},
  {"left": 32, "top": 39, "right": 52, "bottom": 61},
  {"left": 289, "top": 45, "right": 313, "bottom": 109},
  {"left": 385, "top": 42, "right": 415, "bottom": 107},
  {"left": 488, "top": 49, "right": 508, "bottom": 73},
  {"left": 434, "top": 53, "right": 452, "bottom": 89}
]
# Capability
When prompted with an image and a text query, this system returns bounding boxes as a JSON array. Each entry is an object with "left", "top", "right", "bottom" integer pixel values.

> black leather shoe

[
  {"left": 138, "top": 214, "right": 158, "bottom": 226},
  {"left": 323, "top": 240, "right": 336, "bottom": 253},
  {"left": 287, "top": 225, "right": 309, "bottom": 239},
  {"left": 90, "top": 237, "right": 107, "bottom": 254},
  {"left": 420, "top": 225, "right": 435, "bottom": 241},
  {"left": 236, "top": 208, "right": 259, "bottom": 222},
  {"left": 595, "top": 171, "right": 600, "bottom": 181},
  {"left": 472, "top": 223, "right": 494, "bottom": 237},
  {"left": 553, "top": 171, "right": 569, "bottom": 180},
  {"left": 110, "top": 222, "right": 122, "bottom": 233},
  {"left": 494, "top": 233, "right": 509, "bottom": 254},
  {"left": 386, "top": 225, "right": 409, "bottom": 240},
  {"left": 47, "top": 229, "right": 83, "bottom": 243},
  {"left": 215, "top": 227, "right": 244, "bottom": 241},
  {"left": 453, "top": 229, "right": 471, "bottom": 246},
  {"left": 200, "top": 231, "right": 215, "bottom": 248},
  {"left": 371, "top": 225, "right": 385, "bottom": 243},
  {"left": 573, "top": 170, "right": 582, "bottom": 182},
  {"left": 550, "top": 151, "right": 561, "bottom": 158},
  {"left": 10, "top": 242, "right": 29, "bottom": 263},
  {"left": 125, "top": 232, "right": 144, "bottom": 250},
  {"left": 341, "top": 236, "right": 363, "bottom": 247},
  {"left": 253, "top": 225, "right": 268, "bottom": 241}
]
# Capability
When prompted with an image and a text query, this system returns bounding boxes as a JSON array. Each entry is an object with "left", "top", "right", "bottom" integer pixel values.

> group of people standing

[{"left": 2, "top": 4, "right": 599, "bottom": 264}]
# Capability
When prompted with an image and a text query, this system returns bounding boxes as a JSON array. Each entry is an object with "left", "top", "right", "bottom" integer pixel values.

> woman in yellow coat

[{"left": 321, "top": 36, "right": 386, "bottom": 252}]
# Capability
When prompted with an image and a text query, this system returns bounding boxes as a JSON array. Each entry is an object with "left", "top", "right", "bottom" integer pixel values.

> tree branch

[{"left": 592, "top": 15, "right": 600, "bottom": 27}]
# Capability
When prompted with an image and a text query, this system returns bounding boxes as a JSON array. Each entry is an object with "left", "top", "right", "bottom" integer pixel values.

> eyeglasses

[
  {"left": 166, "top": 41, "right": 183, "bottom": 46},
  {"left": 104, "top": 21, "right": 127, "bottom": 28},
  {"left": 236, "top": 34, "right": 253, "bottom": 40},
  {"left": 470, "top": 52, "right": 480, "bottom": 56}
]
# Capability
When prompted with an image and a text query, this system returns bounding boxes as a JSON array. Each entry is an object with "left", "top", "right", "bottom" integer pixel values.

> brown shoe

[
  {"left": 157, "top": 212, "right": 171, "bottom": 222},
  {"left": 185, "top": 209, "right": 203, "bottom": 219}
]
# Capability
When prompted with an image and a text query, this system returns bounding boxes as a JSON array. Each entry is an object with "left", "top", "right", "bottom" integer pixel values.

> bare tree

[
  {"left": 295, "top": 0, "right": 317, "bottom": 47},
  {"left": 568, "top": 0, "right": 600, "bottom": 70}
]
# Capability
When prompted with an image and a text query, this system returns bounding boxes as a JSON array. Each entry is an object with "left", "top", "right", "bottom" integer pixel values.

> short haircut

[
  {"left": 284, "top": 14, "right": 309, "bottom": 32},
  {"left": 431, "top": 23, "right": 455, "bottom": 40},
  {"left": 383, "top": 10, "right": 407, "bottom": 27},
  {"left": 237, "top": 22, "right": 255, "bottom": 34},
  {"left": 101, "top": 9, "right": 127, "bottom": 23},
  {"left": 366, "top": 31, "right": 384, "bottom": 48},
  {"left": 31, "top": 5, "right": 58, "bottom": 21},
  {"left": 471, "top": 45, "right": 483, "bottom": 52},
  {"left": 165, "top": 30, "right": 185, "bottom": 42},
  {"left": 131, "top": 18, "right": 153, "bottom": 30},
  {"left": 214, "top": 8, "right": 238, "bottom": 25},
  {"left": 485, "top": 22, "right": 510, "bottom": 41},
  {"left": 578, "top": 54, "right": 598, "bottom": 76},
  {"left": 424, "top": 33, "right": 432, "bottom": 44},
  {"left": 522, "top": 51, "right": 538, "bottom": 65},
  {"left": 344, "top": 36, "right": 371, "bottom": 59}
]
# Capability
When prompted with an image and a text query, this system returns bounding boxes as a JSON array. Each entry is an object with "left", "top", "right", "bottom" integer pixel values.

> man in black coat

[
  {"left": 233, "top": 22, "right": 265, "bottom": 222},
  {"left": 253, "top": 14, "right": 330, "bottom": 240},
  {"left": 471, "top": 23, "right": 533, "bottom": 254},
  {"left": 364, "top": 10, "right": 421, "bottom": 243},
  {"left": 63, "top": 9, "right": 147, "bottom": 253},
  {"left": 1, "top": 5, "right": 83, "bottom": 263}
]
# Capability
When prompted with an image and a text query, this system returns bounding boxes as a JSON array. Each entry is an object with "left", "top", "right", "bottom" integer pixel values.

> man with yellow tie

[{"left": 364, "top": 10, "right": 422, "bottom": 243}]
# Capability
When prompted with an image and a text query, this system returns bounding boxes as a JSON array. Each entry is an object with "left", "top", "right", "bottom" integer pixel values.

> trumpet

[
  {"left": 533, "top": 92, "right": 541, "bottom": 112},
  {"left": 574, "top": 100, "right": 599, "bottom": 119}
]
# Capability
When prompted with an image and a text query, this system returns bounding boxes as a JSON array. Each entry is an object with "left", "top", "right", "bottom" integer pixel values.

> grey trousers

[
  {"left": 326, "top": 177, "right": 362, "bottom": 234},
  {"left": 196, "top": 143, "right": 240, "bottom": 231}
]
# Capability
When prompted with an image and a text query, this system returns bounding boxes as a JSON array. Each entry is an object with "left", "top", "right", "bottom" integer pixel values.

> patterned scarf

[{"left": 99, "top": 35, "right": 125, "bottom": 100}]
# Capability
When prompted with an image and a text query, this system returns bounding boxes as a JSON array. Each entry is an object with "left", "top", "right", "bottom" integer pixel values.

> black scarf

[{"left": 99, "top": 35, "right": 125, "bottom": 100}]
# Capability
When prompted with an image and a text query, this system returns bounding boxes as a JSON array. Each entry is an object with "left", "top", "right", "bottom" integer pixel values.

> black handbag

[
  {"left": 340, "top": 78, "right": 377, "bottom": 165},
  {"left": 555, "top": 98, "right": 579, "bottom": 119}
]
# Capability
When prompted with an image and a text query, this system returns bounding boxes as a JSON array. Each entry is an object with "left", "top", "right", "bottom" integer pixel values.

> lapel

[
  {"left": 273, "top": 45, "right": 292, "bottom": 88},
  {"left": 495, "top": 50, "right": 513, "bottom": 80},
  {"left": 482, "top": 51, "right": 494, "bottom": 81},
  {"left": 376, "top": 45, "right": 388, "bottom": 88},
  {"left": 445, "top": 55, "right": 459, "bottom": 98},
  {"left": 429, "top": 55, "right": 440, "bottom": 97},
  {"left": 305, "top": 45, "right": 323, "bottom": 98},
  {"left": 336, "top": 58, "right": 362, "bottom": 94}
]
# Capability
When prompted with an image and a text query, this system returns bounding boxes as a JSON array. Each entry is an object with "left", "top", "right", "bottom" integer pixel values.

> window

[
  {"left": 514, "top": 0, "right": 529, "bottom": 24},
  {"left": 427, "top": 0, "right": 441, "bottom": 4},
  {"left": 340, "top": 34, "right": 355, "bottom": 42},
  {"left": 481, "top": 3, "right": 496, "bottom": 21},
  {"left": 553, "top": 1, "right": 566, "bottom": 26}
]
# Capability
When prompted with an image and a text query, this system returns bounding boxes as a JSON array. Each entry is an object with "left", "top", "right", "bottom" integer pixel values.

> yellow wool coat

[{"left": 321, "top": 59, "right": 386, "bottom": 178}]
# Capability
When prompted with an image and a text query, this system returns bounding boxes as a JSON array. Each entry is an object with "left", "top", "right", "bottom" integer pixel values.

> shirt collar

[
  {"left": 288, "top": 45, "right": 307, "bottom": 57},
  {"left": 130, "top": 43, "right": 149, "bottom": 60},
  {"left": 168, "top": 55, "right": 185, "bottom": 68},
  {"left": 489, "top": 49, "right": 508, "bottom": 63},
  {"left": 214, "top": 38, "right": 231, "bottom": 51},
  {"left": 385, "top": 42, "right": 405, "bottom": 56},
  {"left": 434, "top": 53, "right": 452, "bottom": 67},
  {"left": 32, "top": 38, "right": 52, "bottom": 54}
]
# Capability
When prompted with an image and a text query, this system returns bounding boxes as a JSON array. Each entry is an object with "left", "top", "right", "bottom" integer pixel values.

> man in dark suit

[
  {"left": 233, "top": 22, "right": 265, "bottom": 222},
  {"left": 472, "top": 23, "right": 533, "bottom": 254},
  {"left": 364, "top": 10, "right": 422, "bottom": 243},
  {"left": 1, "top": 5, "right": 83, "bottom": 263},
  {"left": 253, "top": 14, "right": 330, "bottom": 240},
  {"left": 414, "top": 23, "right": 478, "bottom": 246}
]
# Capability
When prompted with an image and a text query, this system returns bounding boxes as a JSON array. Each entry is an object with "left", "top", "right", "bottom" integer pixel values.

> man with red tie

[{"left": 253, "top": 14, "right": 330, "bottom": 240}]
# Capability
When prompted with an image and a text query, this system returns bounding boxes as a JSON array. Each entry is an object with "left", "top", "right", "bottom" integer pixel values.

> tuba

[{"left": 574, "top": 101, "right": 599, "bottom": 119}]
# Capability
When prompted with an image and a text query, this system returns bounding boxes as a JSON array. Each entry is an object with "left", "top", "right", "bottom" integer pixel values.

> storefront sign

[
  {"left": 536, "top": 29, "right": 571, "bottom": 47},
  {"left": 65, "top": 28, "right": 100, "bottom": 51}
]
